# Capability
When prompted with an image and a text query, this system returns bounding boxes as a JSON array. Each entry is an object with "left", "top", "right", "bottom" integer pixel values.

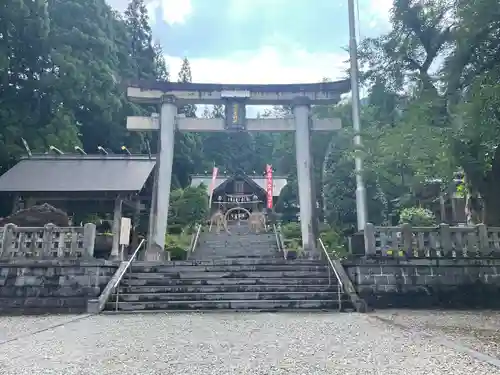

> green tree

[
  {"left": 172, "top": 57, "right": 203, "bottom": 187},
  {"left": 125, "top": 0, "right": 156, "bottom": 80},
  {"left": 177, "top": 57, "right": 196, "bottom": 117},
  {"left": 354, "top": 0, "right": 457, "bottom": 221},
  {"left": 0, "top": 0, "right": 80, "bottom": 176},
  {"left": 168, "top": 184, "right": 208, "bottom": 231},
  {"left": 356, "top": 0, "right": 500, "bottom": 224},
  {"left": 321, "top": 103, "right": 388, "bottom": 228},
  {"left": 443, "top": 0, "right": 500, "bottom": 224},
  {"left": 47, "top": 0, "right": 135, "bottom": 152}
]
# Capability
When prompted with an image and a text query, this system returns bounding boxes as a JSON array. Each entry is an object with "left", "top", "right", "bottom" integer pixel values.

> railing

[
  {"left": 86, "top": 238, "right": 147, "bottom": 314},
  {"left": 318, "top": 238, "right": 343, "bottom": 311},
  {"left": 272, "top": 224, "right": 286, "bottom": 259},
  {"left": 114, "top": 238, "right": 146, "bottom": 311},
  {"left": 0, "top": 223, "right": 96, "bottom": 258},
  {"left": 364, "top": 222, "right": 500, "bottom": 257},
  {"left": 187, "top": 223, "right": 202, "bottom": 259}
]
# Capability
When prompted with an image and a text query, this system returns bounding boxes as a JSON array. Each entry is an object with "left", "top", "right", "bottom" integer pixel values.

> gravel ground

[
  {"left": 0, "top": 315, "right": 89, "bottom": 343},
  {"left": 373, "top": 310, "right": 500, "bottom": 359},
  {"left": 0, "top": 312, "right": 498, "bottom": 375}
]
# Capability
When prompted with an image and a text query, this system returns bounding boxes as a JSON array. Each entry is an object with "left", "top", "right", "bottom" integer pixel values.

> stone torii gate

[{"left": 126, "top": 81, "right": 350, "bottom": 259}]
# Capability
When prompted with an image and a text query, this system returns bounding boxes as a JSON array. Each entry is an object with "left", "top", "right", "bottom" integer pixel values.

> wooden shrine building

[
  {"left": 190, "top": 171, "right": 287, "bottom": 215},
  {"left": 0, "top": 153, "right": 156, "bottom": 259}
]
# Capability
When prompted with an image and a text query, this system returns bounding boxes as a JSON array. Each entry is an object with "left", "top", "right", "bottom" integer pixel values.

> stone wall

[
  {"left": 343, "top": 258, "right": 500, "bottom": 309},
  {"left": 0, "top": 259, "right": 118, "bottom": 315}
]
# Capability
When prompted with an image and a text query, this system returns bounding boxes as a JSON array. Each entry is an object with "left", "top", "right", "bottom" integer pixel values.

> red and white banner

[
  {"left": 266, "top": 164, "right": 273, "bottom": 209},
  {"left": 208, "top": 166, "right": 218, "bottom": 208}
]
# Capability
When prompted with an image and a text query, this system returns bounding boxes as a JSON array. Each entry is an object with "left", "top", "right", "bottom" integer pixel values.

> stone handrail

[
  {"left": 87, "top": 261, "right": 127, "bottom": 314},
  {"left": 87, "top": 238, "right": 146, "bottom": 314},
  {"left": 272, "top": 224, "right": 287, "bottom": 259},
  {"left": 187, "top": 224, "right": 202, "bottom": 259},
  {"left": 0, "top": 223, "right": 96, "bottom": 259},
  {"left": 318, "top": 238, "right": 369, "bottom": 312},
  {"left": 364, "top": 222, "right": 500, "bottom": 257}
]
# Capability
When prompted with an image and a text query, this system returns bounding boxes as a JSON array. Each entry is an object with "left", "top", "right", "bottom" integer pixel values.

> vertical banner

[
  {"left": 208, "top": 165, "right": 218, "bottom": 209},
  {"left": 266, "top": 164, "right": 273, "bottom": 209}
]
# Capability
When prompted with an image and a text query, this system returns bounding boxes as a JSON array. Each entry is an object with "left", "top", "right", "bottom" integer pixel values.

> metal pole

[{"left": 348, "top": 0, "right": 368, "bottom": 231}]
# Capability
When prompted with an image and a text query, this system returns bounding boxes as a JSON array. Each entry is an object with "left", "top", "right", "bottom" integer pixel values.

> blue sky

[{"left": 108, "top": 0, "right": 392, "bottom": 84}]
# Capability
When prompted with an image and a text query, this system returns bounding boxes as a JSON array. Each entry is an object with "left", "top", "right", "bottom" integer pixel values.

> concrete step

[
  {"left": 197, "top": 246, "right": 277, "bottom": 252},
  {"left": 112, "top": 291, "right": 339, "bottom": 302},
  {"left": 121, "top": 277, "right": 332, "bottom": 286},
  {"left": 125, "top": 270, "right": 330, "bottom": 279},
  {"left": 200, "top": 239, "right": 275, "bottom": 245},
  {"left": 106, "top": 299, "right": 341, "bottom": 311},
  {"left": 118, "top": 284, "right": 338, "bottom": 294},
  {"left": 191, "top": 251, "right": 279, "bottom": 256},
  {"left": 202, "top": 232, "right": 274, "bottom": 237},
  {"left": 193, "top": 246, "right": 277, "bottom": 250},
  {"left": 189, "top": 255, "right": 280, "bottom": 261},
  {"left": 132, "top": 259, "right": 322, "bottom": 266},
  {"left": 202, "top": 236, "right": 275, "bottom": 241},
  {"left": 194, "top": 250, "right": 278, "bottom": 255},
  {"left": 197, "top": 240, "right": 275, "bottom": 244},
  {"left": 130, "top": 264, "right": 328, "bottom": 272}
]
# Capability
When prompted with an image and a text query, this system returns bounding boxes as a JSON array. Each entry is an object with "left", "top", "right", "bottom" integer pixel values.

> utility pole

[{"left": 348, "top": 0, "right": 368, "bottom": 231}]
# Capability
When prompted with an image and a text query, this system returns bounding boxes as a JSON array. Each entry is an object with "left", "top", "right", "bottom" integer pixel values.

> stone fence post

[
  {"left": 439, "top": 223, "right": 452, "bottom": 254},
  {"left": 364, "top": 223, "right": 376, "bottom": 255},
  {"left": 42, "top": 223, "right": 56, "bottom": 257},
  {"left": 401, "top": 223, "right": 413, "bottom": 254},
  {"left": 83, "top": 223, "right": 96, "bottom": 258},
  {"left": 476, "top": 223, "right": 488, "bottom": 251},
  {"left": 0, "top": 223, "right": 16, "bottom": 258}
]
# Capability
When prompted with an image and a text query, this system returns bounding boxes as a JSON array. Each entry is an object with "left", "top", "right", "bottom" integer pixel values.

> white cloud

[
  {"left": 147, "top": 0, "right": 192, "bottom": 25},
  {"left": 106, "top": 0, "right": 192, "bottom": 25},
  {"left": 364, "top": 0, "right": 392, "bottom": 31},
  {"left": 165, "top": 46, "right": 348, "bottom": 117},
  {"left": 105, "top": 0, "right": 129, "bottom": 11},
  {"left": 165, "top": 46, "right": 348, "bottom": 84}
]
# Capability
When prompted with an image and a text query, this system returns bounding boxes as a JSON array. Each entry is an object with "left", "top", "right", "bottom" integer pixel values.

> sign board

[
  {"left": 224, "top": 100, "right": 246, "bottom": 130},
  {"left": 266, "top": 164, "right": 273, "bottom": 209},
  {"left": 119, "top": 217, "right": 132, "bottom": 245}
]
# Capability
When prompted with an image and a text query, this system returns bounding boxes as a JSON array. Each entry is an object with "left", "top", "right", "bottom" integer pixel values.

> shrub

[
  {"left": 281, "top": 222, "right": 301, "bottom": 239},
  {"left": 281, "top": 221, "right": 348, "bottom": 259},
  {"left": 164, "top": 229, "right": 193, "bottom": 260},
  {"left": 399, "top": 207, "right": 436, "bottom": 227},
  {"left": 319, "top": 228, "right": 348, "bottom": 259},
  {"left": 168, "top": 185, "right": 208, "bottom": 231}
]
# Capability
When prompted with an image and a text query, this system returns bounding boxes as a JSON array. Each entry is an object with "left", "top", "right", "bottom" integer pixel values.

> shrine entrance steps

[
  {"left": 189, "top": 225, "right": 280, "bottom": 260},
  {"left": 104, "top": 259, "right": 344, "bottom": 312},
  {"left": 104, "top": 225, "right": 348, "bottom": 312}
]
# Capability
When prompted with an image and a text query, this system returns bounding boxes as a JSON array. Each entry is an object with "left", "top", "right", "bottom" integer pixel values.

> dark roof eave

[
  {"left": 20, "top": 154, "right": 157, "bottom": 161},
  {"left": 6, "top": 190, "right": 141, "bottom": 195}
]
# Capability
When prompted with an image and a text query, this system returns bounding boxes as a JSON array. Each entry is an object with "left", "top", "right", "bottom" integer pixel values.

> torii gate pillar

[
  {"left": 149, "top": 95, "right": 177, "bottom": 258},
  {"left": 293, "top": 97, "right": 315, "bottom": 251}
]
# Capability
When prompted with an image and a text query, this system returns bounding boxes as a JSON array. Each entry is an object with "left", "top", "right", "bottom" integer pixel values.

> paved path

[{"left": 0, "top": 312, "right": 499, "bottom": 374}]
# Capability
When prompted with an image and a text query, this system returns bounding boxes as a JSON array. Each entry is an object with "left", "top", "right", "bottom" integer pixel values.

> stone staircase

[
  {"left": 105, "top": 259, "right": 343, "bottom": 312},
  {"left": 189, "top": 224, "right": 279, "bottom": 260},
  {"left": 104, "top": 225, "right": 347, "bottom": 312}
]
